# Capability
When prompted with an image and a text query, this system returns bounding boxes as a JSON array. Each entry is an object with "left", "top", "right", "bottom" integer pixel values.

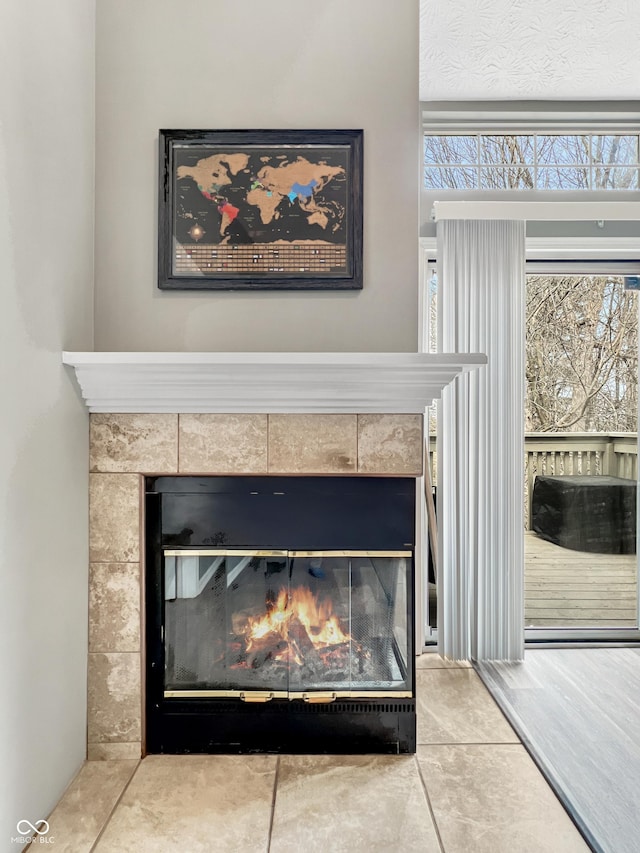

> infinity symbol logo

[{"left": 16, "top": 819, "right": 50, "bottom": 835}]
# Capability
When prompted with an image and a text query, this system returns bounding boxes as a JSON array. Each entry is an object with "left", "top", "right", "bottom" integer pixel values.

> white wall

[
  {"left": 0, "top": 2, "right": 94, "bottom": 847},
  {"left": 95, "top": 0, "right": 419, "bottom": 353},
  {"left": 420, "top": 0, "right": 640, "bottom": 100}
]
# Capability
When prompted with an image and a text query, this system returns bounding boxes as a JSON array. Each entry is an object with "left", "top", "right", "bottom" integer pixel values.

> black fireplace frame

[{"left": 144, "top": 476, "right": 417, "bottom": 754}]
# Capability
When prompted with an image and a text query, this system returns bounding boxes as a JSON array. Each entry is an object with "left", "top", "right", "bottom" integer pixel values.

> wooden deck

[{"left": 525, "top": 531, "right": 638, "bottom": 628}]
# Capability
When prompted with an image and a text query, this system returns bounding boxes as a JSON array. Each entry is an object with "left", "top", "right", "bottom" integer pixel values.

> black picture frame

[{"left": 158, "top": 129, "right": 363, "bottom": 291}]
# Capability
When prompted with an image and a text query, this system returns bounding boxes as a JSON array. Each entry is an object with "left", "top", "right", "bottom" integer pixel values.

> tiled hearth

[
  {"left": 87, "top": 412, "right": 423, "bottom": 760},
  {"left": 46, "top": 657, "right": 589, "bottom": 852}
]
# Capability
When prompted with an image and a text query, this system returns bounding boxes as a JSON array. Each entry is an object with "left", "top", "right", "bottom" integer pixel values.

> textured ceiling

[{"left": 420, "top": 0, "right": 640, "bottom": 101}]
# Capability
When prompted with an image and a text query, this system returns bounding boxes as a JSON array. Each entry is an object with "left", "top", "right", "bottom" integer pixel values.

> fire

[{"left": 243, "top": 586, "right": 351, "bottom": 666}]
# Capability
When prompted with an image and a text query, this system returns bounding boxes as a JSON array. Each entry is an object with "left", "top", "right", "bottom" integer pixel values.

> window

[{"left": 424, "top": 134, "right": 640, "bottom": 191}]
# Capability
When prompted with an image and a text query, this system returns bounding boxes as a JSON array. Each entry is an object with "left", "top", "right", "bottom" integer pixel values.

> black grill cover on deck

[{"left": 532, "top": 474, "right": 636, "bottom": 554}]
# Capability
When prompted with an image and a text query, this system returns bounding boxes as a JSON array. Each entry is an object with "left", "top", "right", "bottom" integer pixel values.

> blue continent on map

[{"left": 291, "top": 179, "right": 318, "bottom": 199}]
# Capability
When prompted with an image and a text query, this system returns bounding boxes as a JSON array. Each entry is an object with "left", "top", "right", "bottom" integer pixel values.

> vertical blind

[{"left": 437, "top": 219, "right": 525, "bottom": 661}]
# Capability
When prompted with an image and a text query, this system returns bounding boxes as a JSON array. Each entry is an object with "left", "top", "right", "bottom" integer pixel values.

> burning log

[
  {"left": 317, "top": 641, "right": 350, "bottom": 663},
  {"left": 229, "top": 585, "right": 355, "bottom": 678},
  {"left": 288, "top": 616, "right": 322, "bottom": 669},
  {"left": 246, "top": 637, "right": 288, "bottom": 670}
]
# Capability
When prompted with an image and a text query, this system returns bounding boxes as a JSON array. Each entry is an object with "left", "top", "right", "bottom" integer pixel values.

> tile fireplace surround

[
  {"left": 87, "top": 411, "right": 423, "bottom": 759},
  {"left": 64, "top": 351, "right": 486, "bottom": 758}
]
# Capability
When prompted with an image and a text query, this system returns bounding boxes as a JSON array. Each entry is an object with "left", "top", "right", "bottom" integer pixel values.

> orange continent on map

[{"left": 177, "top": 153, "right": 250, "bottom": 195}]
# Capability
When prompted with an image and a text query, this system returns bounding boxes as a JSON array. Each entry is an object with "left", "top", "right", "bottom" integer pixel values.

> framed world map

[{"left": 158, "top": 129, "right": 363, "bottom": 290}]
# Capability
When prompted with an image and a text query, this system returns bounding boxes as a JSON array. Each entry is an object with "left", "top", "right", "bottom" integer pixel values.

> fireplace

[
  {"left": 65, "top": 352, "right": 485, "bottom": 761},
  {"left": 145, "top": 476, "right": 415, "bottom": 753}
]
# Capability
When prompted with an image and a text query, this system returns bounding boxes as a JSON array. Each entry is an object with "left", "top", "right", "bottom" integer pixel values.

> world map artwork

[{"left": 172, "top": 145, "right": 351, "bottom": 280}]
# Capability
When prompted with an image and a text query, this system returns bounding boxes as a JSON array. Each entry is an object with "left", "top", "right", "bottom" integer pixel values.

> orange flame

[{"left": 244, "top": 586, "right": 350, "bottom": 657}]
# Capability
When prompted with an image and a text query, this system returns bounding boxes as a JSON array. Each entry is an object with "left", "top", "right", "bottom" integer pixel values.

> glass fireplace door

[
  {"left": 164, "top": 550, "right": 290, "bottom": 698},
  {"left": 163, "top": 549, "right": 412, "bottom": 700}
]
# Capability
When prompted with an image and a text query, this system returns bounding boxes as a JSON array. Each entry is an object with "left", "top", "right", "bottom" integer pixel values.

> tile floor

[{"left": 42, "top": 656, "right": 589, "bottom": 853}]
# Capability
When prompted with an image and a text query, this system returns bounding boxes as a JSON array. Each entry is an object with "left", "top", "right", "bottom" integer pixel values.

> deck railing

[
  {"left": 524, "top": 432, "right": 637, "bottom": 529},
  {"left": 426, "top": 432, "right": 637, "bottom": 530}
]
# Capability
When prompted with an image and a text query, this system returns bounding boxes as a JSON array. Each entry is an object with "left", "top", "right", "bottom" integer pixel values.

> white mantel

[{"left": 62, "top": 352, "right": 487, "bottom": 414}]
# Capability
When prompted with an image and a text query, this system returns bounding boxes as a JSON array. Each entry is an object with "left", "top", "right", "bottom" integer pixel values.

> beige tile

[
  {"left": 179, "top": 413, "right": 267, "bottom": 473},
  {"left": 88, "top": 653, "right": 141, "bottom": 744},
  {"left": 416, "top": 653, "right": 472, "bottom": 669},
  {"left": 89, "top": 563, "right": 140, "bottom": 653},
  {"left": 94, "top": 755, "right": 276, "bottom": 853},
  {"left": 90, "top": 413, "right": 178, "bottom": 473},
  {"left": 271, "top": 755, "right": 440, "bottom": 853},
  {"left": 88, "top": 742, "right": 141, "bottom": 760},
  {"left": 268, "top": 414, "right": 356, "bottom": 473},
  {"left": 417, "top": 744, "right": 589, "bottom": 852},
  {"left": 89, "top": 474, "right": 140, "bottom": 562},
  {"left": 358, "top": 414, "right": 423, "bottom": 474},
  {"left": 417, "top": 669, "right": 518, "bottom": 744},
  {"left": 46, "top": 760, "right": 138, "bottom": 853}
]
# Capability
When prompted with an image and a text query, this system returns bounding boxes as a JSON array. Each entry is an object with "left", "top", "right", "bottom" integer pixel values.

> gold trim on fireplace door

[
  {"left": 164, "top": 689, "right": 413, "bottom": 700},
  {"left": 162, "top": 548, "right": 413, "bottom": 701},
  {"left": 289, "top": 550, "right": 412, "bottom": 558},
  {"left": 163, "top": 549, "right": 288, "bottom": 557},
  {"left": 163, "top": 549, "right": 412, "bottom": 558}
]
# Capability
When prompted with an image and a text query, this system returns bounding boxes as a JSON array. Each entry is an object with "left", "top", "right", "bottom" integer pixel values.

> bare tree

[
  {"left": 424, "top": 133, "right": 639, "bottom": 434},
  {"left": 424, "top": 133, "right": 639, "bottom": 190},
  {"left": 424, "top": 133, "right": 639, "bottom": 432},
  {"left": 526, "top": 276, "right": 637, "bottom": 432}
]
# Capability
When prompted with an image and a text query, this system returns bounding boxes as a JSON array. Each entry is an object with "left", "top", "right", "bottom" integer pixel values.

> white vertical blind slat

[{"left": 437, "top": 220, "right": 525, "bottom": 662}]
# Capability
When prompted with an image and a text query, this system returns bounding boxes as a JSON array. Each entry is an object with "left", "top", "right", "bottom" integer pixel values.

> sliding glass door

[
  {"left": 524, "top": 272, "right": 640, "bottom": 639},
  {"left": 421, "top": 262, "right": 640, "bottom": 645}
]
